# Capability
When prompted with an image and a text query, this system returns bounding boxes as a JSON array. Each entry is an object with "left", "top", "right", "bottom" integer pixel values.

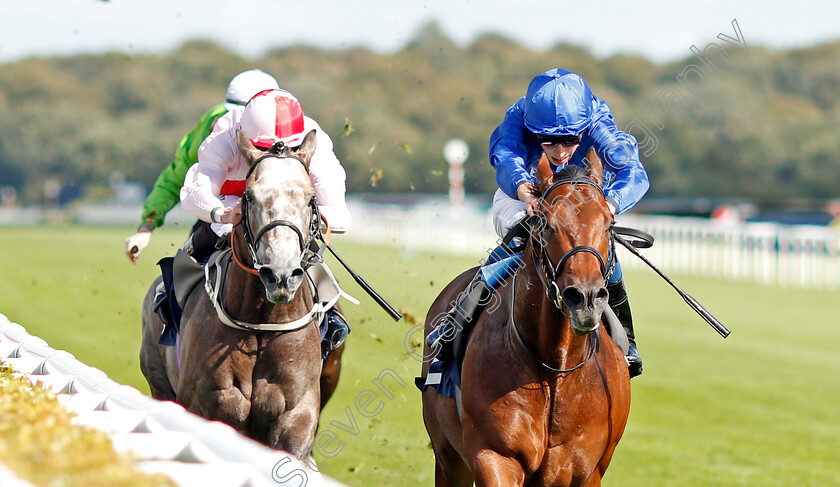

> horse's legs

[
  {"left": 140, "top": 354, "right": 176, "bottom": 400},
  {"left": 433, "top": 442, "right": 473, "bottom": 487},
  {"left": 267, "top": 386, "right": 320, "bottom": 453},
  {"left": 471, "top": 449, "right": 526, "bottom": 487},
  {"left": 190, "top": 383, "right": 251, "bottom": 432},
  {"left": 580, "top": 473, "right": 603, "bottom": 487},
  {"left": 319, "top": 342, "right": 344, "bottom": 410}
]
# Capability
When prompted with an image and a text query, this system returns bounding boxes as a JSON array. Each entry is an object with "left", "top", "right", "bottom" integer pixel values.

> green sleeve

[{"left": 140, "top": 104, "right": 228, "bottom": 229}]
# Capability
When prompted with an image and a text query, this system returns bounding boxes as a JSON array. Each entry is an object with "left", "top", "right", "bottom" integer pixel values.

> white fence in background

[
  {"left": 345, "top": 200, "right": 499, "bottom": 256},
  {"left": 3, "top": 200, "right": 839, "bottom": 289},
  {"left": 345, "top": 203, "right": 840, "bottom": 289},
  {"left": 0, "top": 314, "right": 345, "bottom": 487},
  {"left": 615, "top": 214, "right": 840, "bottom": 289}
]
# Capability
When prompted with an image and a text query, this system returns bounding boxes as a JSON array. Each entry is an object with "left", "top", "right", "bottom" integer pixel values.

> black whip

[
  {"left": 613, "top": 229, "right": 731, "bottom": 339},
  {"left": 322, "top": 242, "right": 402, "bottom": 322}
]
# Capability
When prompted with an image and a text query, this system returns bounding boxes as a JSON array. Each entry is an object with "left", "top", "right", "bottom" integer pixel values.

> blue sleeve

[
  {"left": 588, "top": 98, "right": 650, "bottom": 214},
  {"left": 489, "top": 99, "right": 539, "bottom": 199}
]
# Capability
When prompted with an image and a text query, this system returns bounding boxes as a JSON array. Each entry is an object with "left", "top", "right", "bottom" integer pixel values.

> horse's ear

[
  {"left": 537, "top": 154, "right": 554, "bottom": 194},
  {"left": 293, "top": 130, "right": 317, "bottom": 166},
  {"left": 585, "top": 147, "right": 604, "bottom": 188},
  {"left": 236, "top": 129, "right": 263, "bottom": 165}
]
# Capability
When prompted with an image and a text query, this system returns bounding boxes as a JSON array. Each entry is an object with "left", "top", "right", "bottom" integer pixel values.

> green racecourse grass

[{"left": 1, "top": 224, "right": 839, "bottom": 486}]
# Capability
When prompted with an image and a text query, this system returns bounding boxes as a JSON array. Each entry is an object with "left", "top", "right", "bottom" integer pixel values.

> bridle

[
  {"left": 231, "top": 142, "right": 324, "bottom": 276},
  {"left": 529, "top": 177, "right": 615, "bottom": 310},
  {"left": 509, "top": 176, "right": 613, "bottom": 374}
]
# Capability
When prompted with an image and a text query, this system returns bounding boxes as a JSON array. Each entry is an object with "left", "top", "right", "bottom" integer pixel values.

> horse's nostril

[
  {"left": 562, "top": 287, "right": 585, "bottom": 308},
  {"left": 258, "top": 267, "right": 278, "bottom": 287},
  {"left": 593, "top": 287, "right": 608, "bottom": 305},
  {"left": 290, "top": 267, "right": 305, "bottom": 279}
]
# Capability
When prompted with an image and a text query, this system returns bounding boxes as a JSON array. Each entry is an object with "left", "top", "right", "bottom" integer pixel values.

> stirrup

[
  {"left": 323, "top": 310, "right": 350, "bottom": 352},
  {"left": 625, "top": 344, "right": 643, "bottom": 378},
  {"left": 180, "top": 234, "right": 195, "bottom": 255},
  {"left": 425, "top": 315, "right": 458, "bottom": 350}
]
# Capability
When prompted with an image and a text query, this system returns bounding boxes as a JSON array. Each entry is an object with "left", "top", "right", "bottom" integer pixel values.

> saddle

[{"left": 154, "top": 249, "right": 207, "bottom": 346}]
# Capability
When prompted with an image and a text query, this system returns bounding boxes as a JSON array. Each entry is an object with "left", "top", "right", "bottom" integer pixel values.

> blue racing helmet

[{"left": 523, "top": 68, "right": 594, "bottom": 136}]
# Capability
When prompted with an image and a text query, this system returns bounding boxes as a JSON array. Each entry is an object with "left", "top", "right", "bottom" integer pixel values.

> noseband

[
  {"left": 530, "top": 177, "right": 615, "bottom": 309},
  {"left": 233, "top": 143, "right": 323, "bottom": 275}
]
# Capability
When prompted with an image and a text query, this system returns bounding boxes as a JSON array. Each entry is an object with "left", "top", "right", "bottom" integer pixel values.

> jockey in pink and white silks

[
  {"left": 180, "top": 89, "right": 352, "bottom": 354},
  {"left": 124, "top": 69, "right": 281, "bottom": 264},
  {"left": 180, "top": 90, "right": 351, "bottom": 236},
  {"left": 427, "top": 68, "right": 650, "bottom": 377}
]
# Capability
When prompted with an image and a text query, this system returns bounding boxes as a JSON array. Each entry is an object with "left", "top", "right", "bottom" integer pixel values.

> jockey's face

[
  {"left": 541, "top": 140, "right": 579, "bottom": 167},
  {"left": 536, "top": 133, "right": 581, "bottom": 167}
]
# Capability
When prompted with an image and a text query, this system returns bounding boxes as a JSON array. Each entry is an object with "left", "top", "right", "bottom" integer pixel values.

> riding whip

[
  {"left": 321, "top": 242, "right": 403, "bottom": 322},
  {"left": 613, "top": 228, "right": 731, "bottom": 338}
]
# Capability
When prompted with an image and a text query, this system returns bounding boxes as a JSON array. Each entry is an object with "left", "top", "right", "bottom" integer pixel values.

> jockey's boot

[
  {"left": 425, "top": 272, "right": 493, "bottom": 361},
  {"left": 321, "top": 309, "right": 350, "bottom": 356},
  {"left": 183, "top": 220, "right": 226, "bottom": 264},
  {"left": 607, "top": 278, "right": 643, "bottom": 378}
]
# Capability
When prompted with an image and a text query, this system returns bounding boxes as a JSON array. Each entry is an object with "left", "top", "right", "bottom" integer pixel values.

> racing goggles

[{"left": 537, "top": 134, "right": 582, "bottom": 147}]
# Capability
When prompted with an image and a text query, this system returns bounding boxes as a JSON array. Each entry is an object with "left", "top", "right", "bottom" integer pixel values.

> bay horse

[
  {"left": 140, "top": 130, "right": 343, "bottom": 451},
  {"left": 421, "top": 150, "right": 631, "bottom": 486}
]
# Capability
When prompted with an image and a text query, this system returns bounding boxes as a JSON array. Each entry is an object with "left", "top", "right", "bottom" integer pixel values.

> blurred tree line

[{"left": 0, "top": 22, "right": 838, "bottom": 206}]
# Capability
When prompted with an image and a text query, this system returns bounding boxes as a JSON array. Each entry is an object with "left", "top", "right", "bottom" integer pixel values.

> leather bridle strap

[
  {"left": 253, "top": 220, "right": 306, "bottom": 253},
  {"left": 231, "top": 143, "right": 319, "bottom": 275},
  {"left": 231, "top": 230, "right": 259, "bottom": 276},
  {"left": 529, "top": 177, "right": 611, "bottom": 308},
  {"left": 509, "top": 272, "right": 598, "bottom": 374}
]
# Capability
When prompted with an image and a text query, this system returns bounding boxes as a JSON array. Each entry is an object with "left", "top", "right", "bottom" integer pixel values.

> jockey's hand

[
  {"left": 516, "top": 181, "right": 540, "bottom": 215},
  {"left": 125, "top": 230, "right": 152, "bottom": 264},
  {"left": 216, "top": 202, "right": 242, "bottom": 225}
]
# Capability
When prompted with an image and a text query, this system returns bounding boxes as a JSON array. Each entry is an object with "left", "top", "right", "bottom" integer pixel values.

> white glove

[{"left": 125, "top": 230, "right": 152, "bottom": 264}]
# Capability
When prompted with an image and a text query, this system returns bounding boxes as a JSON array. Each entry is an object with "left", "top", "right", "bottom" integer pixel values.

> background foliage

[{"left": 1, "top": 23, "right": 838, "bottom": 206}]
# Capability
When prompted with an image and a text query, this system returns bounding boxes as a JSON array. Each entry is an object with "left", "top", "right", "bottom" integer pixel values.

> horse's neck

[
  {"left": 223, "top": 233, "right": 313, "bottom": 324},
  {"left": 514, "top": 247, "right": 591, "bottom": 370}
]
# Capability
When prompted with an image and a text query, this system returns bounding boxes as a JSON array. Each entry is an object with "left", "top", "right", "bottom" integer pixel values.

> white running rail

[{"left": 0, "top": 314, "right": 346, "bottom": 487}]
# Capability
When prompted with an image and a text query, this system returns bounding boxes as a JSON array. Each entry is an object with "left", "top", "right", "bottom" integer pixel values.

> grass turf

[{"left": 0, "top": 224, "right": 838, "bottom": 486}]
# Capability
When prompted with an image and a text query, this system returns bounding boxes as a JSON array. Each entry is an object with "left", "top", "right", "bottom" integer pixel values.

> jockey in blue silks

[{"left": 427, "top": 68, "right": 650, "bottom": 378}]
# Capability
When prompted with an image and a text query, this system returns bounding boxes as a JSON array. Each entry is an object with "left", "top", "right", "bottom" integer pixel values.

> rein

[{"left": 509, "top": 272, "right": 598, "bottom": 374}]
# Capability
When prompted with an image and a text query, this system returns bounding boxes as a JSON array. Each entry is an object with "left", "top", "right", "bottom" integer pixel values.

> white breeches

[{"left": 491, "top": 188, "right": 527, "bottom": 239}]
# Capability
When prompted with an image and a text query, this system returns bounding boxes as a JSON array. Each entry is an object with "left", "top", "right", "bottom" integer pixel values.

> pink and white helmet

[{"left": 240, "top": 89, "right": 306, "bottom": 149}]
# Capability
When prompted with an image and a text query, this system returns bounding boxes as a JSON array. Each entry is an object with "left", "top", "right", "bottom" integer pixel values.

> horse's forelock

[
  {"left": 555, "top": 164, "right": 589, "bottom": 181},
  {"left": 537, "top": 165, "right": 609, "bottom": 237},
  {"left": 249, "top": 157, "right": 313, "bottom": 200}
]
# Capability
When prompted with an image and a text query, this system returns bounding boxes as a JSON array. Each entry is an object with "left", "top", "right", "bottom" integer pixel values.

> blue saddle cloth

[
  {"left": 155, "top": 257, "right": 182, "bottom": 346},
  {"left": 415, "top": 358, "right": 461, "bottom": 398}
]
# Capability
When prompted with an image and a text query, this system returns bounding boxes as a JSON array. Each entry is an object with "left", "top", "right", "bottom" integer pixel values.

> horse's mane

[{"left": 555, "top": 164, "right": 590, "bottom": 182}]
